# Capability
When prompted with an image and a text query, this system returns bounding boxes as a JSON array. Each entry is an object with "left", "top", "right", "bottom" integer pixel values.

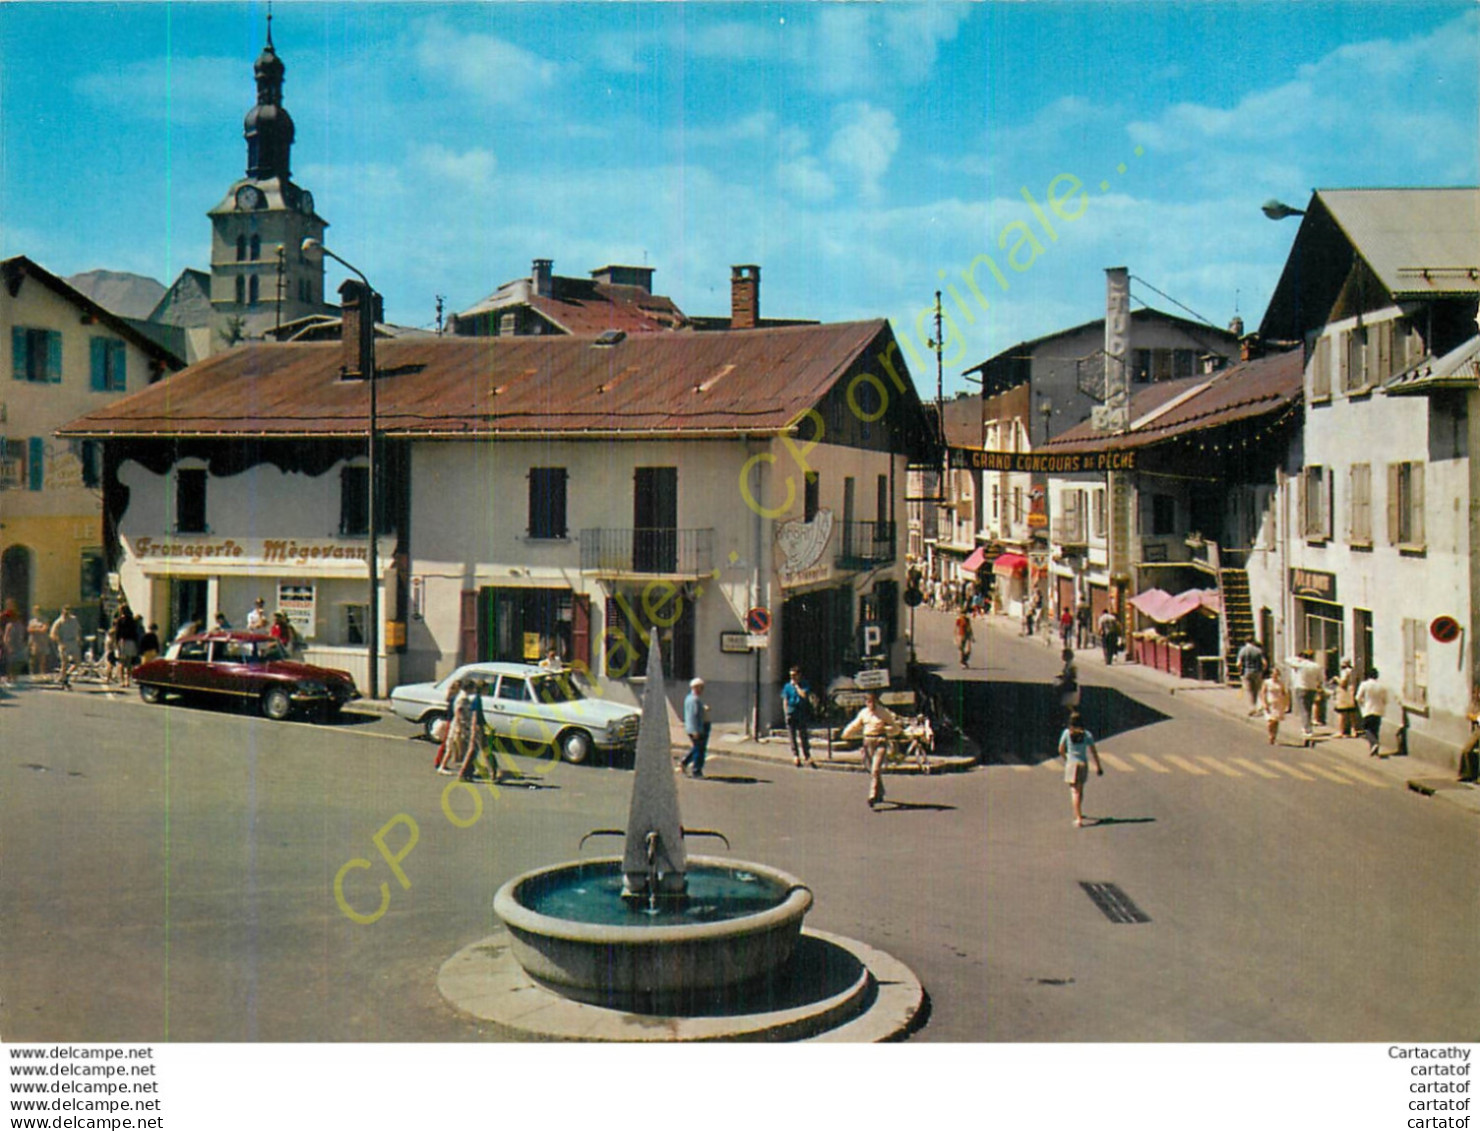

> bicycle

[{"left": 60, "top": 634, "right": 112, "bottom": 688}]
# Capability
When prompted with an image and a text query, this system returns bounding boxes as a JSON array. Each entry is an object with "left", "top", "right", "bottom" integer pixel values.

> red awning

[
  {"left": 1129, "top": 587, "right": 1220, "bottom": 623},
  {"left": 993, "top": 552, "right": 1028, "bottom": 576},
  {"left": 962, "top": 547, "right": 988, "bottom": 573}
]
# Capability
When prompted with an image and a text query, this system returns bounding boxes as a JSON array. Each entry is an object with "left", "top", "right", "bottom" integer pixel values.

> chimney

[
  {"left": 532, "top": 258, "right": 553, "bottom": 298},
  {"left": 338, "top": 279, "right": 378, "bottom": 378},
  {"left": 1240, "top": 333, "right": 1264, "bottom": 362},
  {"left": 731, "top": 264, "right": 760, "bottom": 330}
]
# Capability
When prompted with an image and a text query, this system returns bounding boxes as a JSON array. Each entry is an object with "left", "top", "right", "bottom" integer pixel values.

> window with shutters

[
  {"left": 1348, "top": 463, "right": 1372, "bottom": 547},
  {"left": 1342, "top": 326, "right": 1369, "bottom": 393},
  {"left": 74, "top": 440, "right": 101, "bottom": 489},
  {"left": 0, "top": 439, "right": 26, "bottom": 489},
  {"left": 1402, "top": 617, "right": 1428, "bottom": 710},
  {"left": 89, "top": 337, "right": 127, "bottom": 392},
  {"left": 1309, "top": 335, "right": 1332, "bottom": 400},
  {"left": 527, "top": 467, "right": 568, "bottom": 539},
  {"left": 176, "top": 467, "right": 208, "bottom": 533},
  {"left": 1387, "top": 461, "right": 1425, "bottom": 550},
  {"left": 1301, "top": 465, "right": 1331, "bottom": 541},
  {"left": 11, "top": 327, "right": 61, "bottom": 384},
  {"left": 80, "top": 548, "right": 105, "bottom": 601}
]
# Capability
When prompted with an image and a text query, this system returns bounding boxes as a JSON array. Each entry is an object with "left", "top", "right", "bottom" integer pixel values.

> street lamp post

[{"left": 302, "top": 238, "right": 380, "bottom": 699}]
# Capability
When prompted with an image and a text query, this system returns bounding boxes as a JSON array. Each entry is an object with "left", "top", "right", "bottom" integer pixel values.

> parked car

[
  {"left": 389, "top": 662, "right": 640, "bottom": 763},
  {"left": 134, "top": 631, "right": 359, "bottom": 720}
]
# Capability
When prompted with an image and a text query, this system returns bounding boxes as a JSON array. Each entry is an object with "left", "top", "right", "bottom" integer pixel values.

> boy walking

[{"left": 1058, "top": 712, "right": 1104, "bottom": 827}]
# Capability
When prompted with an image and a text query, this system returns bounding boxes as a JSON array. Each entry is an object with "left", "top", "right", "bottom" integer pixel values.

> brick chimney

[
  {"left": 338, "top": 279, "right": 379, "bottom": 378},
  {"left": 731, "top": 264, "right": 760, "bottom": 330},
  {"left": 1240, "top": 333, "right": 1264, "bottom": 362},
  {"left": 532, "top": 258, "right": 553, "bottom": 298}
]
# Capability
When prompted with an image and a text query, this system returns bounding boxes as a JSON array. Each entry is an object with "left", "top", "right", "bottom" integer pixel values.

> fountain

[{"left": 438, "top": 641, "right": 924, "bottom": 1041}]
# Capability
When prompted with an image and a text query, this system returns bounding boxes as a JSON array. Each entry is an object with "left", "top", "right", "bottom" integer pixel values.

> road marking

[
  {"left": 1264, "top": 761, "right": 1317, "bottom": 782},
  {"left": 1230, "top": 758, "right": 1281, "bottom": 779},
  {"left": 1164, "top": 755, "right": 1210, "bottom": 776},
  {"left": 1130, "top": 754, "right": 1172, "bottom": 774},
  {"left": 1099, "top": 752, "right": 1135, "bottom": 772},
  {"left": 1319, "top": 763, "right": 1389, "bottom": 787},
  {"left": 1196, "top": 756, "right": 1243, "bottom": 777},
  {"left": 1301, "top": 762, "right": 1354, "bottom": 785}
]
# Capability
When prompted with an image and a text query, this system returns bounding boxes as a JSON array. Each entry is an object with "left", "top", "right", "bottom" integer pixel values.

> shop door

[
  {"left": 634, "top": 467, "right": 677, "bottom": 573},
  {"left": 781, "top": 586, "right": 853, "bottom": 690},
  {"left": 170, "top": 579, "right": 208, "bottom": 639},
  {"left": 1300, "top": 602, "right": 1345, "bottom": 678},
  {"left": 1353, "top": 609, "right": 1373, "bottom": 680},
  {"left": 1, "top": 544, "right": 31, "bottom": 614}
]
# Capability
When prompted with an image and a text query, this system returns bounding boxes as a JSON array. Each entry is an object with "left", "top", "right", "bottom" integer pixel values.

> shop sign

[
  {"left": 277, "top": 583, "right": 316, "bottom": 638},
  {"left": 1289, "top": 568, "right": 1337, "bottom": 602},
  {"left": 128, "top": 535, "right": 385, "bottom": 570},
  {"left": 776, "top": 510, "right": 835, "bottom": 587},
  {"left": 719, "top": 632, "right": 751, "bottom": 654},
  {"left": 948, "top": 447, "right": 1138, "bottom": 473}
]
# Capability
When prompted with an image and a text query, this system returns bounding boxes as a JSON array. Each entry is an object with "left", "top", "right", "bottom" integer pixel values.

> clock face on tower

[
  {"left": 298, "top": 191, "right": 315, "bottom": 216},
  {"left": 236, "top": 185, "right": 263, "bottom": 211}
]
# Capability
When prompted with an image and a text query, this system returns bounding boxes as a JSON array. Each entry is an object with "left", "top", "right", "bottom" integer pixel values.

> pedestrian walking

[
  {"left": 1056, "top": 647, "right": 1080, "bottom": 711},
  {"left": 840, "top": 690, "right": 902, "bottom": 808},
  {"left": 680, "top": 678, "right": 711, "bottom": 778},
  {"left": 438, "top": 680, "right": 476, "bottom": 776},
  {"left": 1237, "top": 638, "right": 1267, "bottom": 715},
  {"left": 1261, "top": 666, "right": 1290, "bottom": 745},
  {"left": 2, "top": 601, "right": 26, "bottom": 682},
  {"left": 1058, "top": 606, "right": 1074, "bottom": 650},
  {"left": 781, "top": 667, "right": 816, "bottom": 767},
  {"left": 113, "top": 604, "right": 140, "bottom": 688},
  {"left": 1058, "top": 711, "right": 1103, "bottom": 828},
  {"left": 1076, "top": 600, "right": 1093, "bottom": 650},
  {"left": 49, "top": 606, "right": 82, "bottom": 684},
  {"left": 954, "top": 611, "right": 974, "bottom": 668},
  {"left": 1285, "top": 650, "right": 1323, "bottom": 741},
  {"left": 1097, "top": 610, "right": 1121, "bottom": 665},
  {"left": 1021, "top": 597, "right": 1036, "bottom": 637},
  {"left": 28, "top": 606, "right": 52, "bottom": 675},
  {"left": 246, "top": 597, "right": 269, "bottom": 631},
  {"left": 139, "top": 623, "right": 161, "bottom": 664},
  {"left": 1331, "top": 659, "right": 1359, "bottom": 737},
  {"left": 460, "top": 681, "right": 494, "bottom": 782},
  {"left": 1355, "top": 668, "right": 1388, "bottom": 757},
  {"left": 433, "top": 679, "right": 462, "bottom": 770}
]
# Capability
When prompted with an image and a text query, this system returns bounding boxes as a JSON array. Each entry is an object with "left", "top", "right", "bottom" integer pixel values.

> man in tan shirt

[{"left": 841, "top": 691, "right": 902, "bottom": 808}]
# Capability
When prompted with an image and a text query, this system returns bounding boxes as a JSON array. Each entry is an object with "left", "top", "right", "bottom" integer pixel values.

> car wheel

[
  {"left": 559, "top": 728, "right": 592, "bottom": 764},
  {"left": 262, "top": 687, "right": 293, "bottom": 721},
  {"left": 139, "top": 684, "right": 162, "bottom": 705},
  {"left": 422, "top": 711, "right": 446, "bottom": 742}
]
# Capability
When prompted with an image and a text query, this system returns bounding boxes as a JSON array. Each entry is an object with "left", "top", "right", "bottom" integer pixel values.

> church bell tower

[{"left": 207, "top": 14, "right": 329, "bottom": 342}]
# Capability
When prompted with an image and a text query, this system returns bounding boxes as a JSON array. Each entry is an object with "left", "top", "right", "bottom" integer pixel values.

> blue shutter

[
  {"left": 27, "top": 437, "right": 43, "bottom": 491},
  {"left": 11, "top": 327, "right": 25, "bottom": 380},
  {"left": 90, "top": 337, "right": 106, "bottom": 391},
  {"left": 46, "top": 331, "right": 62, "bottom": 383},
  {"left": 110, "top": 341, "right": 126, "bottom": 391}
]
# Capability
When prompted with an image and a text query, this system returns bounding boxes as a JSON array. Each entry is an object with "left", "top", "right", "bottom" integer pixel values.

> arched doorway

[{"left": 1, "top": 544, "right": 32, "bottom": 614}]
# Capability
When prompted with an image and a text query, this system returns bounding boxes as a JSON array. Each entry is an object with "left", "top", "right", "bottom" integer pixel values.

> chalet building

[
  {"left": 1037, "top": 347, "right": 1303, "bottom": 679},
  {"left": 60, "top": 316, "right": 933, "bottom": 728},
  {"left": 0, "top": 256, "right": 183, "bottom": 630},
  {"left": 1250, "top": 188, "right": 1480, "bottom": 768}
]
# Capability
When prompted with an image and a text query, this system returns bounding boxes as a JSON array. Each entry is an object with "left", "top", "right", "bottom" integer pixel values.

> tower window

[
  {"left": 248, "top": 275, "right": 259, "bottom": 306},
  {"left": 249, "top": 235, "right": 261, "bottom": 260},
  {"left": 236, "top": 235, "right": 246, "bottom": 262},
  {"left": 235, "top": 276, "right": 246, "bottom": 305}
]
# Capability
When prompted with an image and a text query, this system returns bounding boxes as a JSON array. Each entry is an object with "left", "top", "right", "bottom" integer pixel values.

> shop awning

[
  {"left": 993, "top": 552, "right": 1029, "bottom": 576},
  {"left": 1129, "top": 587, "right": 1220, "bottom": 623},
  {"left": 962, "top": 547, "right": 988, "bottom": 573}
]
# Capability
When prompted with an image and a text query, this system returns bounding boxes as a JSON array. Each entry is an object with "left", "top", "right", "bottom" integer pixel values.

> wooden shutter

[
  {"left": 111, "top": 341, "right": 126, "bottom": 391},
  {"left": 27, "top": 437, "right": 43, "bottom": 491},
  {"left": 1298, "top": 469, "right": 1309, "bottom": 537},
  {"left": 11, "top": 327, "right": 25, "bottom": 380},
  {"left": 1311, "top": 336, "right": 1331, "bottom": 398},
  {"left": 90, "top": 338, "right": 106, "bottom": 391},
  {"left": 571, "top": 594, "right": 591, "bottom": 668},
  {"left": 1410, "top": 462, "right": 1425, "bottom": 546},
  {"left": 458, "top": 589, "right": 478, "bottom": 665},
  {"left": 1387, "top": 463, "right": 1401, "bottom": 544},
  {"left": 46, "top": 332, "right": 61, "bottom": 383},
  {"left": 1337, "top": 331, "right": 1350, "bottom": 392},
  {"left": 1375, "top": 321, "right": 1392, "bottom": 382},
  {"left": 1323, "top": 469, "right": 1333, "bottom": 540}
]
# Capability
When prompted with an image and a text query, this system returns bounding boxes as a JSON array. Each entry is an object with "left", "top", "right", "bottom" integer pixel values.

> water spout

[{"left": 621, "top": 639, "right": 688, "bottom": 903}]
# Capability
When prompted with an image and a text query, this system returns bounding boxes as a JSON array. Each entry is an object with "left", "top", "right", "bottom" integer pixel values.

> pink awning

[
  {"left": 962, "top": 547, "right": 988, "bottom": 573},
  {"left": 993, "top": 552, "right": 1028, "bottom": 576},
  {"left": 1129, "top": 587, "right": 1220, "bottom": 624}
]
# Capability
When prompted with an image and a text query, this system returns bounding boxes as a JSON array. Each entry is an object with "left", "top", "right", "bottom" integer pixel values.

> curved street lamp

[
  {"left": 1261, "top": 199, "right": 1306, "bottom": 222},
  {"left": 302, "top": 238, "right": 381, "bottom": 699}
]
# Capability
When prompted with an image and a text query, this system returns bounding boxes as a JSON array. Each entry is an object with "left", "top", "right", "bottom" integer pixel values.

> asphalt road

[{"left": 1, "top": 613, "right": 1475, "bottom": 1042}]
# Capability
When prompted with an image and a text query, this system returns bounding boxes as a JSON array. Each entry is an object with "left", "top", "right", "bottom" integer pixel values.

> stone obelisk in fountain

[{"left": 621, "top": 639, "right": 688, "bottom": 902}]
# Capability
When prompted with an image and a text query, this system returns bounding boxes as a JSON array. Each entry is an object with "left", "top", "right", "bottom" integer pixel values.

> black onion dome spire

[{"left": 244, "top": 14, "right": 294, "bottom": 179}]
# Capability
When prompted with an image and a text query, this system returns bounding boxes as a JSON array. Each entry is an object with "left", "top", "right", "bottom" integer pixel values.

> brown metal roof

[
  {"left": 1040, "top": 349, "right": 1304, "bottom": 453},
  {"left": 60, "top": 320, "right": 895, "bottom": 440}
]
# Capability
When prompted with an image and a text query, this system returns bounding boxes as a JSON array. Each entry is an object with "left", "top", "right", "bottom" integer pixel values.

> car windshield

[
  {"left": 530, "top": 674, "right": 584, "bottom": 704},
  {"left": 257, "top": 641, "right": 289, "bottom": 663}
]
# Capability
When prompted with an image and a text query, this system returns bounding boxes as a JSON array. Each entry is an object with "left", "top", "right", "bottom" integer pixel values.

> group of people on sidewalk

[{"left": 1236, "top": 639, "right": 1388, "bottom": 754}]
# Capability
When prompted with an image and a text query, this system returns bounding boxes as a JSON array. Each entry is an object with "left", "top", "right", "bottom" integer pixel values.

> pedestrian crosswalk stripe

[
  {"left": 1099, "top": 752, "right": 1135, "bottom": 772},
  {"left": 1265, "top": 761, "right": 1317, "bottom": 781},
  {"left": 1320, "top": 763, "right": 1388, "bottom": 787},
  {"left": 1131, "top": 754, "right": 1172, "bottom": 773},
  {"left": 1301, "top": 762, "right": 1354, "bottom": 784},
  {"left": 1164, "top": 755, "right": 1210, "bottom": 776},
  {"left": 1230, "top": 758, "right": 1282, "bottom": 778},
  {"left": 1196, "top": 757, "right": 1243, "bottom": 777}
]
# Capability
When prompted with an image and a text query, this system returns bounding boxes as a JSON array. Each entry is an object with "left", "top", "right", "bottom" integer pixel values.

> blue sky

[{"left": 1, "top": 1, "right": 1475, "bottom": 394}]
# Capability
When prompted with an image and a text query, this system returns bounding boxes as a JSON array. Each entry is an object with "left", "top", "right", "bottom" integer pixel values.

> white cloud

[
  {"left": 413, "top": 18, "right": 557, "bottom": 102},
  {"left": 776, "top": 156, "right": 836, "bottom": 203},
  {"left": 825, "top": 102, "right": 900, "bottom": 200},
  {"left": 415, "top": 144, "right": 497, "bottom": 191}
]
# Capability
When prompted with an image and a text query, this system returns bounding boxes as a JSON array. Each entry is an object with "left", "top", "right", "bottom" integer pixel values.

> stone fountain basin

[{"left": 493, "top": 855, "right": 813, "bottom": 1010}]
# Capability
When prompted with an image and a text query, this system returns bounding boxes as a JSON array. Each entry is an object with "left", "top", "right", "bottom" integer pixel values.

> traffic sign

[
  {"left": 745, "top": 633, "right": 770, "bottom": 649},
  {"left": 745, "top": 606, "right": 771, "bottom": 635},
  {"left": 1430, "top": 615, "right": 1461, "bottom": 644},
  {"left": 903, "top": 586, "right": 924, "bottom": 608},
  {"left": 855, "top": 667, "right": 889, "bottom": 690}
]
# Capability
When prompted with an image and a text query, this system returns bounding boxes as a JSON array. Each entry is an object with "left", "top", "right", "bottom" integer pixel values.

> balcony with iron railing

[
  {"left": 835, "top": 520, "right": 896, "bottom": 570},
  {"left": 580, "top": 528, "right": 715, "bottom": 577}
]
